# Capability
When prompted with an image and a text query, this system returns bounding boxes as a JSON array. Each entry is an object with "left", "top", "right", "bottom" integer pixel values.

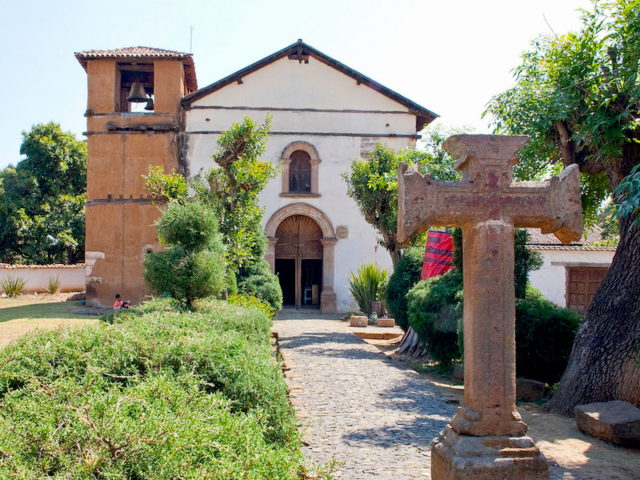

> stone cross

[{"left": 398, "top": 135, "right": 582, "bottom": 480}]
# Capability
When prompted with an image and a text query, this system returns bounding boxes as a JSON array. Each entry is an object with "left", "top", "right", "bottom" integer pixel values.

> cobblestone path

[{"left": 274, "top": 310, "right": 457, "bottom": 479}]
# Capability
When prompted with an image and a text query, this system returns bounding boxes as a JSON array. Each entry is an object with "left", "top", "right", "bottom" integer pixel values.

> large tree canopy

[
  {"left": 485, "top": 0, "right": 640, "bottom": 414},
  {"left": 0, "top": 123, "right": 86, "bottom": 264}
]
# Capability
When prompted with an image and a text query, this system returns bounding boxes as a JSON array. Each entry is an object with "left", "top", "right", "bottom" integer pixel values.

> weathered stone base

[
  {"left": 320, "top": 291, "right": 337, "bottom": 313},
  {"left": 431, "top": 426, "right": 549, "bottom": 480}
]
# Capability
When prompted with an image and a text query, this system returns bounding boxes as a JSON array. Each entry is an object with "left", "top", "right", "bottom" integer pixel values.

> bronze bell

[
  {"left": 144, "top": 97, "right": 154, "bottom": 111},
  {"left": 126, "top": 81, "right": 148, "bottom": 103}
]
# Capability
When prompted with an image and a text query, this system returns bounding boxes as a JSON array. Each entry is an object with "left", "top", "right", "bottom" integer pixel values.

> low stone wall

[{"left": 0, "top": 264, "right": 85, "bottom": 293}]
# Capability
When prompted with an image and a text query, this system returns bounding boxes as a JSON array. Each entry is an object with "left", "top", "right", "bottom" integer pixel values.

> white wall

[
  {"left": 186, "top": 55, "right": 421, "bottom": 311},
  {"left": 0, "top": 265, "right": 85, "bottom": 294},
  {"left": 528, "top": 248, "right": 615, "bottom": 307}
]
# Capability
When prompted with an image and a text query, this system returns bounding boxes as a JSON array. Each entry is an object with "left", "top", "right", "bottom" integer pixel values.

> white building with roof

[
  {"left": 527, "top": 226, "right": 616, "bottom": 314},
  {"left": 180, "top": 40, "right": 438, "bottom": 312}
]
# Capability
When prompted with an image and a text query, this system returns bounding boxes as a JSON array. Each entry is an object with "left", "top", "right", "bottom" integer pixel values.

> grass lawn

[{"left": 0, "top": 293, "right": 98, "bottom": 348}]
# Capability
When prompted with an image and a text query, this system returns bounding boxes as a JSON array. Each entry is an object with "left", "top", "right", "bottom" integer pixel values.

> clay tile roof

[
  {"left": 75, "top": 46, "right": 197, "bottom": 92},
  {"left": 0, "top": 264, "right": 85, "bottom": 269},
  {"left": 526, "top": 225, "right": 617, "bottom": 251}
]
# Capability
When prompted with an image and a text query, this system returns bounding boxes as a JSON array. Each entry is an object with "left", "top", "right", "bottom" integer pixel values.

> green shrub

[
  {"left": 144, "top": 246, "right": 226, "bottom": 308},
  {"left": 515, "top": 286, "right": 582, "bottom": 385},
  {"left": 347, "top": 263, "right": 388, "bottom": 316},
  {"left": 47, "top": 275, "right": 61, "bottom": 294},
  {"left": 227, "top": 269, "right": 238, "bottom": 296},
  {"left": 385, "top": 246, "right": 424, "bottom": 330},
  {"left": 0, "top": 299, "right": 306, "bottom": 478},
  {"left": 155, "top": 200, "right": 220, "bottom": 251},
  {"left": 144, "top": 201, "right": 226, "bottom": 308},
  {"left": 407, "top": 271, "right": 463, "bottom": 366},
  {"left": 228, "top": 293, "right": 276, "bottom": 319},
  {"left": 238, "top": 259, "right": 283, "bottom": 312},
  {"left": 1, "top": 275, "right": 27, "bottom": 298}
]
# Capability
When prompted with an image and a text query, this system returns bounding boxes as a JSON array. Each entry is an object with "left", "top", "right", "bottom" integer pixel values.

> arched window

[
  {"left": 289, "top": 150, "right": 312, "bottom": 193},
  {"left": 280, "top": 142, "right": 320, "bottom": 196}
]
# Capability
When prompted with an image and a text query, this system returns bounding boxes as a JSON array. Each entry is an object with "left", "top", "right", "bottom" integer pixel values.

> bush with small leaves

[
  {"left": 515, "top": 286, "right": 582, "bottom": 385},
  {"left": 238, "top": 259, "right": 283, "bottom": 312},
  {"left": 144, "top": 201, "right": 226, "bottom": 309},
  {"left": 407, "top": 270, "right": 463, "bottom": 367},
  {"left": 385, "top": 246, "right": 424, "bottom": 330},
  {"left": 0, "top": 298, "right": 313, "bottom": 478}
]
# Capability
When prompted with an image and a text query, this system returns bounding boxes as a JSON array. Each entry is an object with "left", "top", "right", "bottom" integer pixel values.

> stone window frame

[{"left": 280, "top": 141, "right": 321, "bottom": 197}]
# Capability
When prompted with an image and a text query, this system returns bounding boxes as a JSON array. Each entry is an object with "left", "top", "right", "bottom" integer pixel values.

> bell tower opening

[{"left": 118, "top": 63, "right": 155, "bottom": 112}]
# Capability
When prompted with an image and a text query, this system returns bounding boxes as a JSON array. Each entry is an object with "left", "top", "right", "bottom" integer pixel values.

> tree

[
  {"left": 195, "top": 116, "right": 279, "bottom": 271},
  {"left": 0, "top": 123, "right": 87, "bottom": 264},
  {"left": 342, "top": 125, "right": 465, "bottom": 267},
  {"left": 485, "top": 0, "right": 640, "bottom": 413},
  {"left": 143, "top": 201, "right": 226, "bottom": 309},
  {"left": 144, "top": 116, "right": 283, "bottom": 311}
]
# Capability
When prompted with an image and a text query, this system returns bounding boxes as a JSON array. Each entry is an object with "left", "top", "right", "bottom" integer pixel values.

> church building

[{"left": 75, "top": 40, "right": 437, "bottom": 312}]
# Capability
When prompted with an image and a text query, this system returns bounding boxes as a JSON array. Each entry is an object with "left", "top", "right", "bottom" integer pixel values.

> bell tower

[{"left": 75, "top": 47, "right": 197, "bottom": 306}]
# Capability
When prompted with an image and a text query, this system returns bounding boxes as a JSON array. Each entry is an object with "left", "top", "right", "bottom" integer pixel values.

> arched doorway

[
  {"left": 275, "top": 215, "right": 323, "bottom": 309},
  {"left": 265, "top": 203, "right": 338, "bottom": 313}
]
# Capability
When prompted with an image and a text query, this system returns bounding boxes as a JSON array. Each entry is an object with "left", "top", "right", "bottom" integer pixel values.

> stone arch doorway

[
  {"left": 265, "top": 203, "right": 337, "bottom": 313},
  {"left": 275, "top": 215, "right": 323, "bottom": 309}
]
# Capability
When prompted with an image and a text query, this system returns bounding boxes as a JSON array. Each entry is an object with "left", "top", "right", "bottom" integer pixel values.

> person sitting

[{"left": 113, "top": 294, "right": 124, "bottom": 310}]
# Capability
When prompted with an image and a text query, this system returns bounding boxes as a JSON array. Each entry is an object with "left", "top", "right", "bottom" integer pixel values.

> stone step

[{"left": 352, "top": 331, "right": 403, "bottom": 341}]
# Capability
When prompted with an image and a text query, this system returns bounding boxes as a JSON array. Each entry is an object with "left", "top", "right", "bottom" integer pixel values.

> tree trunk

[
  {"left": 396, "top": 327, "right": 427, "bottom": 357},
  {"left": 547, "top": 214, "right": 640, "bottom": 415}
]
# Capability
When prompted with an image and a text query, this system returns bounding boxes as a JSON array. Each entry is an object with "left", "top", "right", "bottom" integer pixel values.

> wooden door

[
  {"left": 567, "top": 267, "right": 609, "bottom": 314},
  {"left": 275, "top": 215, "right": 323, "bottom": 309}
]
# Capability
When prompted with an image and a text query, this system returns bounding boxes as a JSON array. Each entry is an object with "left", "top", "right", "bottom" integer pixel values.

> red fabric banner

[{"left": 421, "top": 230, "right": 454, "bottom": 280}]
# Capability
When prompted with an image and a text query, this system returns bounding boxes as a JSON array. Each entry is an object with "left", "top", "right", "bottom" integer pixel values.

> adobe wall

[{"left": 83, "top": 59, "right": 184, "bottom": 307}]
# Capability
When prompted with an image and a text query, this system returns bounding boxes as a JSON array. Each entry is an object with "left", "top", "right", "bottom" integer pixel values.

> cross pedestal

[{"left": 398, "top": 135, "right": 582, "bottom": 480}]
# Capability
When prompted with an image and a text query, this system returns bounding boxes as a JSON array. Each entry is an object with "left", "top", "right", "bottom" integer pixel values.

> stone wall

[{"left": 0, "top": 264, "right": 85, "bottom": 293}]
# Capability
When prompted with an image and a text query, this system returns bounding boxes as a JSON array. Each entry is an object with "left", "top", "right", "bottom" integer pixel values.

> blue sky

[{"left": 0, "top": 0, "right": 591, "bottom": 169}]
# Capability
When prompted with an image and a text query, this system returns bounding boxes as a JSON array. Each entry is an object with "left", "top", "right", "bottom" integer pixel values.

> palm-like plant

[
  {"left": 1, "top": 275, "right": 28, "bottom": 298},
  {"left": 347, "top": 263, "right": 388, "bottom": 316}
]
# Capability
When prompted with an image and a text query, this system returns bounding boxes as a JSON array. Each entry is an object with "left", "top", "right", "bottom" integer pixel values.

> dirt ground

[
  {"left": 0, "top": 293, "right": 97, "bottom": 348},
  {"left": 365, "top": 337, "right": 640, "bottom": 480}
]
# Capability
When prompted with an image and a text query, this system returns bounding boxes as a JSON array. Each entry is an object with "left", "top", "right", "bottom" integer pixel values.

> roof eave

[{"left": 181, "top": 40, "right": 438, "bottom": 128}]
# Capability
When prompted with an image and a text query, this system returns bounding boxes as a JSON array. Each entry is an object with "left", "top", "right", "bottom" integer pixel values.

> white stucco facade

[
  {"left": 528, "top": 247, "right": 616, "bottom": 307},
  {"left": 182, "top": 46, "right": 435, "bottom": 312}
]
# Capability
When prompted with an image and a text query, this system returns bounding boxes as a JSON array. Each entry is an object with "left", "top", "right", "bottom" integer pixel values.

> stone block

[
  {"left": 453, "top": 363, "right": 464, "bottom": 381},
  {"left": 349, "top": 316, "right": 368, "bottom": 327},
  {"left": 574, "top": 400, "right": 640, "bottom": 447},
  {"left": 431, "top": 425, "right": 549, "bottom": 480},
  {"left": 376, "top": 318, "right": 395, "bottom": 328},
  {"left": 517, "top": 378, "right": 545, "bottom": 403}
]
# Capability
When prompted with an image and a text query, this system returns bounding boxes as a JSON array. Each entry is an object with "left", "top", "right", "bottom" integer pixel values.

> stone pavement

[{"left": 274, "top": 310, "right": 457, "bottom": 479}]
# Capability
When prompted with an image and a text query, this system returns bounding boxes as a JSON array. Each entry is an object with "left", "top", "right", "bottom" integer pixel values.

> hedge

[{"left": 0, "top": 298, "right": 308, "bottom": 479}]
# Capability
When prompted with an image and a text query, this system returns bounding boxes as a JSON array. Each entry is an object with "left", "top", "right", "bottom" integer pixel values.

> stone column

[
  {"left": 450, "top": 221, "right": 526, "bottom": 436},
  {"left": 310, "top": 158, "right": 321, "bottom": 194},
  {"left": 265, "top": 237, "right": 278, "bottom": 273},
  {"left": 320, "top": 238, "right": 337, "bottom": 313},
  {"left": 281, "top": 159, "right": 291, "bottom": 193}
]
